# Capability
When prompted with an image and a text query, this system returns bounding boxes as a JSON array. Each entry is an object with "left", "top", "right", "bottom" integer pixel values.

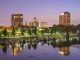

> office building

[
  {"left": 33, "top": 17, "right": 39, "bottom": 27},
  {"left": 40, "top": 22, "right": 48, "bottom": 28},
  {"left": 11, "top": 14, "right": 23, "bottom": 27},
  {"left": 29, "top": 17, "right": 39, "bottom": 27},
  {"left": 59, "top": 12, "right": 70, "bottom": 26}
]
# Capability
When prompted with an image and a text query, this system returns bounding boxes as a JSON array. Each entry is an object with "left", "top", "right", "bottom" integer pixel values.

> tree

[
  {"left": 2, "top": 28, "right": 8, "bottom": 37},
  {"left": 28, "top": 28, "right": 32, "bottom": 35},
  {"left": 41, "top": 29, "right": 44, "bottom": 35},
  {"left": 0, "top": 33, "right": 1, "bottom": 37},
  {"left": 49, "top": 28, "right": 53, "bottom": 35},
  {"left": 32, "top": 27, "right": 37, "bottom": 36},
  {"left": 12, "top": 27, "right": 16, "bottom": 37},
  {"left": 21, "top": 28, "right": 25, "bottom": 36},
  {"left": 53, "top": 25, "right": 56, "bottom": 34}
]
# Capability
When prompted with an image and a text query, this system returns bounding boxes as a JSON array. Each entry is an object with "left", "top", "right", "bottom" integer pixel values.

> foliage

[
  {"left": 2, "top": 28, "right": 8, "bottom": 36},
  {"left": 21, "top": 28, "right": 25, "bottom": 36},
  {"left": 27, "top": 28, "right": 32, "bottom": 35},
  {"left": 12, "top": 27, "right": 16, "bottom": 36}
]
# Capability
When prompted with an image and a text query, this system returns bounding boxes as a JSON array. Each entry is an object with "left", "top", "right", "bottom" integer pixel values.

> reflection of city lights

[
  {"left": 9, "top": 45, "right": 12, "bottom": 48},
  {"left": 39, "top": 42, "right": 41, "bottom": 45},
  {"left": 59, "top": 51, "right": 64, "bottom": 56},
  {"left": 11, "top": 47, "right": 22, "bottom": 56},
  {"left": 11, "top": 47, "right": 18, "bottom": 56},
  {"left": 24, "top": 43, "right": 28, "bottom": 47},
  {"left": 59, "top": 47, "right": 70, "bottom": 56},
  {"left": 19, "top": 47, "right": 22, "bottom": 51},
  {"left": 16, "top": 43, "right": 20, "bottom": 47}
]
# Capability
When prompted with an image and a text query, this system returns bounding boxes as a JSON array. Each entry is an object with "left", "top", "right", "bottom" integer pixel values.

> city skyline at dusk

[
  {"left": 0, "top": 0, "right": 80, "bottom": 26},
  {"left": 0, "top": 1, "right": 80, "bottom": 60}
]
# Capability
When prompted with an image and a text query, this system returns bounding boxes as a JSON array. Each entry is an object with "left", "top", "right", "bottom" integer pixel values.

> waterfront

[{"left": 0, "top": 37, "right": 80, "bottom": 60}]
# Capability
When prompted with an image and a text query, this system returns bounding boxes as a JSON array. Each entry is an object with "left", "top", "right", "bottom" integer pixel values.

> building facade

[
  {"left": 59, "top": 12, "right": 70, "bottom": 26},
  {"left": 40, "top": 22, "right": 48, "bottom": 28},
  {"left": 33, "top": 17, "right": 39, "bottom": 27},
  {"left": 11, "top": 14, "right": 23, "bottom": 27},
  {"left": 29, "top": 22, "right": 34, "bottom": 27},
  {"left": 29, "top": 17, "right": 39, "bottom": 27}
]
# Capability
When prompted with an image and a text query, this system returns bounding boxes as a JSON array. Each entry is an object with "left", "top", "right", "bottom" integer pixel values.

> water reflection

[
  {"left": 59, "top": 47, "right": 70, "bottom": 56},
  {"left": 0, "top": 37, "right": 80, "bottom": 57},
  {"left": 2, "top": 44, "right": 7, "bottom": 53},
  {"left": 11, "top": 46, "right": 22, "bottom": 56}
]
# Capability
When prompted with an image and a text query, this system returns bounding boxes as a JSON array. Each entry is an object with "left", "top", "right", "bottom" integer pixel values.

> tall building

[
  {"left": 11, "top": 14, "right": 23, "bottom": 27},
  {"left": 40, "top": 22, "right": 48, "bottom": 28},
  {"left": 29, "top": 17, "right": 39, "bottom": 27},
  {"left": 59, "top": 12, "right": 70, "bottom": 26},
  {"left": 25, "top": 21, "right": 28, "bottom": 26},
  {"left": 33, "top": 17, "right": 39, "bottom": 27}
]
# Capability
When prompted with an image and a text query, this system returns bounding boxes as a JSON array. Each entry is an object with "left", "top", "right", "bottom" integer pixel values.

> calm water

[{"left": 0, "top": 38, "right": 80, "bottom": 60}]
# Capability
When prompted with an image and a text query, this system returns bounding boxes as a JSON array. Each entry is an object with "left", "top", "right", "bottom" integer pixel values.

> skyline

[{"left": 0, "top": 0, "right": 80, "bottom": 26}]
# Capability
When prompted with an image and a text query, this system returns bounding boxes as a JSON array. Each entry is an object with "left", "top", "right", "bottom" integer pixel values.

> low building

[{"left": 40, "top": 22, "right": 48, "bottom": 28}]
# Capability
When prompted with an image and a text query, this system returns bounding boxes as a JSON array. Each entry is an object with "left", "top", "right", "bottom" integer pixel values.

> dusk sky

[{"left": 0, "top": 0, "right": 80, "bottom": 26}]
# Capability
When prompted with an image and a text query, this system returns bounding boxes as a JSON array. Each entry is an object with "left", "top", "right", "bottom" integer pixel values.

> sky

[{"left": 0, "top": 0, "right": 80, "bottom": 26}]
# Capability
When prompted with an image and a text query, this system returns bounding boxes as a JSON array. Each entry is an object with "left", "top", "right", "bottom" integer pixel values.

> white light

[
  {"left": 61, "top": 13, "right": 64, "bottom": 15},
  {"left": 59, "top": 51, "right": 64, "bottom": 56}
]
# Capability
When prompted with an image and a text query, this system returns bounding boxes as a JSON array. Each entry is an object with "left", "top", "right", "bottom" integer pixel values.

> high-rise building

[
  {"left": 29, "top": 17, "right": 39, "bottom": 27},
  {"left": 40, "top": 22, "right": 48, "bottom": 28},
  {"left": 59, "top": 12, "right": 70, "bottom": 26},
  {"left": 33, "top": 17, "right": 39, "bottom": 27},
  {"left": 25, "top": 21, "right": 28, "bottom": 26},
  {"left": 11, "top": 14, "right": 23, "bottom": 27}
]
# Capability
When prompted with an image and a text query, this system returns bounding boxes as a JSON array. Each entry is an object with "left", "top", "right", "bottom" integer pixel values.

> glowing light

[
  {"left": 61, "top": 13, "right": 64, "bottom": 15},
  {"left": 59, "top": 51, "right": 64, "bottom": 56}
]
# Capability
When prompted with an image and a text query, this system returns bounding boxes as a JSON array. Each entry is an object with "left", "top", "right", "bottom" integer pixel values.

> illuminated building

[
  {"left": 25, "top": 21, "right": 29, "bottom": 26},
  {"left": 59, "top": 12, "right": 70, "bottom": 26},
  {"left": 29, "top": 22, "right": 34, "bottom": 27},
  {"left": 59, "top": 47, "right": 70, "bottom": 56},
  {"left": 11, "top": 14, "right": 23, "bottom": 27},
  {"left": 29, "top": 17, "right": 39, "bottom": 27},
  {"left": 40, "top": 22, "right": 48, "bottom": 28},
  {"left": 33, "top": 17, "right": 39, "bottom": 27}
]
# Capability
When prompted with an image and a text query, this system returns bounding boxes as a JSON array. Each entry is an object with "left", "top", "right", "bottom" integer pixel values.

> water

[{"left": 0, "top": 38, "right": 80, "bottom": 60}]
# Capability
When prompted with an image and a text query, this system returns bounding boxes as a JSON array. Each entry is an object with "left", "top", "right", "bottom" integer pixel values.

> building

[
  {"left": 59, "top": 12, "right": 70, "bottom": 26},
  {"left": 29, "top": 17, "right": 39, "bottom": 27},
  {"left": 29, "top": 22, "right": 34, "bottom": 27},
  {"left": 40, "top": 22, "right": 48, "bottom": 28},
  {"left": 11, "top": 14, "right": 23, "bottom": 27},
  {"left": 33, "top": 17, "right": 39, "bottom": 27},
  {"left": 25, "top": 21, "right": 28, "bottom": 26}
]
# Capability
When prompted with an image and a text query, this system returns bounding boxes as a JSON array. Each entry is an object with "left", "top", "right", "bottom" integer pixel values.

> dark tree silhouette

[
  {"left": 12, "top": 27, "right": 16, "bottom": 37},
  {"left": 28, "top": 28, "right": 32, "bottom": 35},
  {"left": 2, "top": 28, "right": 8, "bottom": 37},
  {"left": 21, "top": 28, "right": 25, "bottom": 36}
]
